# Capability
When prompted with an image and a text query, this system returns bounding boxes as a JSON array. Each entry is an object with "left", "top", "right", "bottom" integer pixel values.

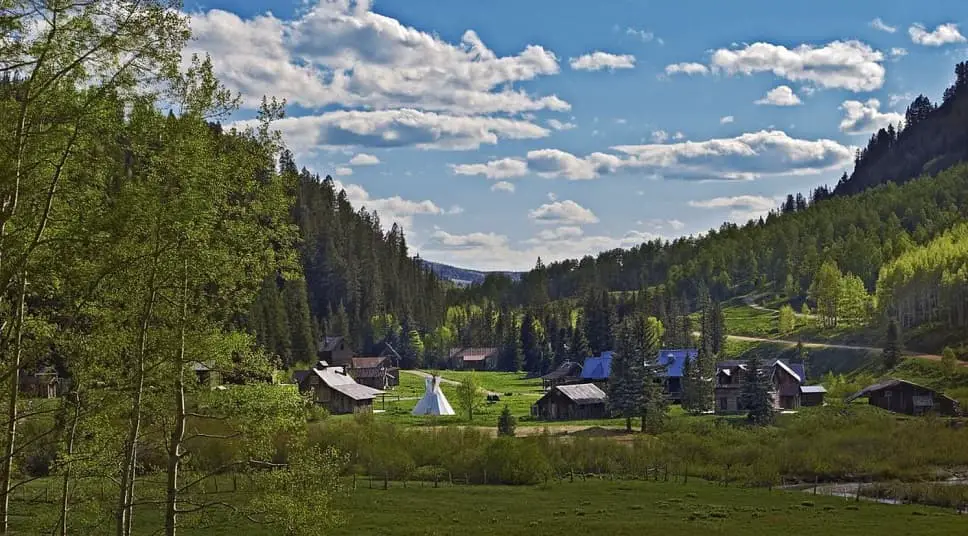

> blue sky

[{"left": 183, "top": 0, "right": 968, "bottom": 270}]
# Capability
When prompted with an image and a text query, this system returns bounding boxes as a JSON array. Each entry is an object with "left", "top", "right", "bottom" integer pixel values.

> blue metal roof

[
  {"left": 581, "top": 352, "right": 613, "bottom": 380},
  {"left": 656, "top": 349, "right": 698, "bottom": 378}
]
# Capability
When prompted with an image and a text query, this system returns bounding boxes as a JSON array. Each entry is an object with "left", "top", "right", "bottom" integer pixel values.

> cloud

[
  {"left": 664, "top": 62, "right": 709, "bottom": 76},
  {"left": 330, "top": 178, "right": 445, "bottom": 230},
  {"left": 673, "top": 132, "right": 686, "bottom": 140},
  {"left": 720, "top": 115, "right": 735, "bottom": 124},
  {"left": 420, "top": 227, "right": 656, "bottom": 271},
  {"left": 491, "top": 181, "right": 515, "bottom": 193},
  {"left": 625, "top": 27, "right": 660, "bottom": 44},
  {"left": 668, "top": 219, "right": 686, "bottom": 230},
  {"left": 547, "top": 192, "right": 557, "bottom": 201},
  {"left": 186, "top": 3, "right": 569, "bottom": 115},
  {"left": 754, "top": 85, "right": 802, "bottom": 106},
  {"left": 455, "top": 130, "right": 852, "bottom": 182},
  {"left": 615, "top": 118, "right": 627, "bottom": 125},
  {"left": 334, "top": 166, "right": 353, "bottom": 176},
  {"left": 689, "top": 195, "right": 777, "bottom": 222},
  {"left": 425, "top": 230, "right": 509, "bottom": 250},
  {"left": 528, "top": 200, "right": 599, "bottom": 225},
  {"left": 348, "top": 153, "right": 380, "bottom": 166},
  {"left": 709, "top": 40, "right": 886, "bottom": 92},
  {"left": 838, "top": 98, "right": 905, "bottom": 134},
  {"left": 890, "top": 47, "right": 908, "bottom": 58},
  {"left": 451, "top": 158, "right": 529, "bottom": 179},
  {"left": 889, "top": 92, "right": 915, "bottom": 107},
  {"left": 651, "top": 130, "right": 669, "bottom": 143},
  {"left": 909, "top": 23, "right": 966, "bottom": 46},
  {"left": 238, "top": 109, "right": 550, "bottom": 152},
  {"left": 569, "top": 51, "right": 636, "bottom": 71},
  {"left": 870, "top": 18, "right": 897, "bottom": 33},
  {"left": 547, "top": 119, "right": 577, "bottom": 131}
]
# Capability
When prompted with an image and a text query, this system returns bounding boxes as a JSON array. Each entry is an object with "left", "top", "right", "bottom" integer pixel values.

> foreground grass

[{"left": 331, "top": 479, "right": 965, "bottom": 536}]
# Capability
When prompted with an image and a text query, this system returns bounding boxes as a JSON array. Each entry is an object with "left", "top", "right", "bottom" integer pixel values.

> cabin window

[{"left": 719, "top": 398, "right": 728, "bottom": 411}]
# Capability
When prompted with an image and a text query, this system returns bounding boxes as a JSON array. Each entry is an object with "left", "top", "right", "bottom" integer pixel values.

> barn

[
  {"left": 297, "top": 361, "right": 384, "bottom": 414},
  {"left": 846, "top": 379, "right": 960, "bottom": 416},
  {"left": 532, "top": 383, "right": 608, "bottom": 420}
]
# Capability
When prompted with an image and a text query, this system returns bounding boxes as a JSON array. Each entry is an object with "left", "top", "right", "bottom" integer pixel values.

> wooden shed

[
  {"left": 846, "top": 379, "right": 959, "bottom": 416},
  {"left": 297, "top": 361, "right": 384, "bottom": 414},
  {"left": 532, "top": 383, "right": 608, "bottom": 421},
  {"left": 348, "top": 356, "right": 399, "bottom": 390},
  {"left": 318, "top": 336, "right": 354, "bottom": 366}
]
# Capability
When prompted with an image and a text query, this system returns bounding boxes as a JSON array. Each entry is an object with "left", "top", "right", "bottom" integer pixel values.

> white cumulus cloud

[
  {"left": 187, "top": 2, "right": 569, "bottom": 115},
  {"left": 689, "top": 195, "right": 777, "bottom": 223},
  {"left": 528, "top": 200, "right": 600, "bottom": 225},
  {"left": 909, "top": 23, "right": 966, "bottom": 46},
  {"left": 451, "top": 158, "right": 530, "bottom": 179},
  {"left": 491, "top": 181, "right": 516, "bottom": 193},
  {"left": 235, "top": 109, "right": 550, "bottom": 152},
  {"left": 709, "top": 40, "right": 886, "bottom": 92},
  {"left": 651, "top": 130, "right": 670, "bottom": 143},
  {"left": 720, "top": 115, "right": 735, "bottom": 124},
  {"left": 348, "top": 153, "right": 380, "bottom": 166},
  {"left": 839, "top": 99, "right": 905, "bottom": 134},
  {"left": 334, "top": 166, "right": 353, "bottom": 176},
  {"left": 755, "top": 85, "right": 802, "bottom": 106},
  {"left": 664, "top": 62, "right": 709, "bottom": 76},
  {"left": 570, "top": 51, "right": 636, "bottom": 71},
  {"left": 330, "top": 178, "right": 445, "bottom": 230}
]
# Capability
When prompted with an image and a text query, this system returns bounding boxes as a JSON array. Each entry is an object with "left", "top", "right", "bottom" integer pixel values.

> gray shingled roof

[
  {"left": 845, "top": 378, "right": 955, "bottom": 403},
  {"left": 555, "top": 383, "right": 607, "bottom": 405},
  {"left": 800, "top": 385, "right": 827, "bottom": 394}
]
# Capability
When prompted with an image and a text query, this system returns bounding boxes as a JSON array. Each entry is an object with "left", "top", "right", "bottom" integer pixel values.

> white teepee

[{"left": 411, "top": 375, "right": 455, "bottom": 416}]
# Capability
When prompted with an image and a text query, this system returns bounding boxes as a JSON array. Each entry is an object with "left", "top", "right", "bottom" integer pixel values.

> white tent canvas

[{"left": 411, "top": 375, "right": 455, "bottom": 416}]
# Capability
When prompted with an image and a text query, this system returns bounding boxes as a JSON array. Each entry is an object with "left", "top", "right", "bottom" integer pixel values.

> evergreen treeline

[
  {"left": 835, "top": 62, "right": 968, "bottom": 196},
  {"left": 248, "top": 167, "right": 447, "bottom": 366},
  {"left": 452, "top": 163, "right": 968, "bottom": 329}
]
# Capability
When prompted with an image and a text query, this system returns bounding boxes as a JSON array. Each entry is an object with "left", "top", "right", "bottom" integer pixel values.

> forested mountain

[
  {"left": 834, "top": 62, "right": 968, "bottom": 196},
  {"left": 248, "top": 164, "right": 447, "bottom": 366}
]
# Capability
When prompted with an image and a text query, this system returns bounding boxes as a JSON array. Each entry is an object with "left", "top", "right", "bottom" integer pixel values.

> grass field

[
  {"left": 15, "top": 478, "right": 965, "bottom": 535},
  {"left": 331, "top": 479, "right": 965, "bottom": 536}
]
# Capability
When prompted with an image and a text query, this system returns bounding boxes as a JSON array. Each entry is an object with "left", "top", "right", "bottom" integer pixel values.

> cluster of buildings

[{"left": 532, "top": 349, "right": 827, "bottom": 421}]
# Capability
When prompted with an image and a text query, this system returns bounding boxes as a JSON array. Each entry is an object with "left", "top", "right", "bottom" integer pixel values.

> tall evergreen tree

[
  {"left": 740, "top": 356, "right": 775, "bottom": 426},
  {"left": 520, "top": 311, "right": 541, "bottom": 373},
  {"left": 608, "top": 318, "right": 645, "bottom": 432},
  {"left": 282, "top": 278, "right": 317, "bottom": 366},
  {"left": 883, "top": 318, "right": 903, "bottom": 370},
  {"left": 569, "top": 313, "right": 591, "bottom": 361},
  {"left": 639, "top": 317, "right": 668, "bottom": 433}
]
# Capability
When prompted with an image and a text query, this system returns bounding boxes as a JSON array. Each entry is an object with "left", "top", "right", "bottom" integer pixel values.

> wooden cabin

[
  {"left": 19, "top": 367, "right": 64, "bottom": 399},
  {"left": 532, "top": 383, "right": 608, "bottom": 420},
  {"left": 297, "top": 361, "right": 383, "bottom": 414},
  {"left": 448, "top": 347, "right": 499, "bottom": 371},
  {"left": 847, "top": 379, "right": 959, "bottom": 416},
  {"left": 714, "top": 359, "right": 821, "bottom": 413}
]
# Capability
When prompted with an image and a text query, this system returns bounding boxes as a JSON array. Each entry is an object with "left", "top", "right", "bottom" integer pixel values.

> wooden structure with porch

[
  {"left": 448, "top": 347, "right": 499, "bottom": 370},
  {"left": 347, "top": 356, "right": 399, "bottom": 390},
  {"left": 541, "top": 361, "right": 582, "bottom": 389}
]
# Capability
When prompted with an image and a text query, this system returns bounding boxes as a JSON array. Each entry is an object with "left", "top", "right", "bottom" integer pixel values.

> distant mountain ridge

[{"left": 420, "top": 260, "right": 522, "bottom": 286}]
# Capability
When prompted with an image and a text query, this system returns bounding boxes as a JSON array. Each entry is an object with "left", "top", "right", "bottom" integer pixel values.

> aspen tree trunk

[
  {"left": 165, "top": 261, "right": 189, "bottom": 536},
  {"left": 117, "top": 279, "right": 157, "bottom": 536},
  {"left": 0, "top": 273, "right": 26, "bottom": 533},
  {"left": 58, "top": 392, "right": 80, "bottom": 536}
]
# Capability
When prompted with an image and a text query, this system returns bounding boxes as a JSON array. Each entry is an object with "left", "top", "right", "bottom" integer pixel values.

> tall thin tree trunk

[
  {"left": 0, "top": 273, "right": 27, "bottom": 534},
  {"left": 58, "top": 392, "right": 80, "bottom": 536},
  {"left": 117, "top": 284, "right": 157, "bottom": 536},
  {"left": 165, "top": 262, "right": 189, "bottom": 536}
]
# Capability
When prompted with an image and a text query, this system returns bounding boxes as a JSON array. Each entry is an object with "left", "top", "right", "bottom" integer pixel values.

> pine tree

[
  {"left": 740, "top": 356, "right": 775, "bottom": 426},
  {"left": 882, "top": 318, "right": 903, "bottom": 370},
  {"left": 520, "top": 311, "right": 541, "bottom": 373},
  {"left": 680, "top": 356, "right": 698, "bottom": 411},
  {"left": 608, "top": 317, "right": 646, "bottom": 432},
  {"left": 639, "top": 318, "right": 668, "bottom": 433},
  {"left": 711, "top": 301, "right": 726, "bottom": 355},
  {"left": 283, "top": 278, "right": 317, "bottom": 366},
  {"left": 497, "top": 405, "right": 516, "bottom": 437},
  {"left": 569, "top": 313, "right": 591, "bottom": 361}
]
